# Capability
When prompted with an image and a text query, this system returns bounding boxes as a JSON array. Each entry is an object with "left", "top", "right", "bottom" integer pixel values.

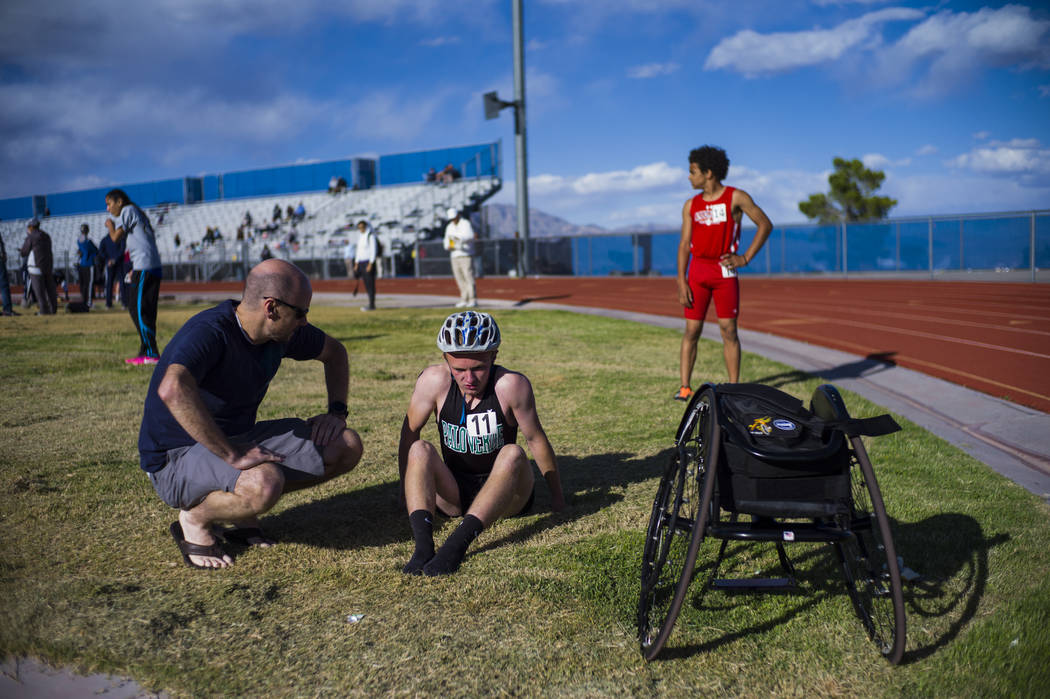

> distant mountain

[{"left": 480, "top": 203, "right": 608, "bottom": 238}]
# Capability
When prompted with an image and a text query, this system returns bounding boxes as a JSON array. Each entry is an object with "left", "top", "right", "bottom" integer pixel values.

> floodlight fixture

[{"left": 483, "top": 91, "right": 515, "bottom": 120}]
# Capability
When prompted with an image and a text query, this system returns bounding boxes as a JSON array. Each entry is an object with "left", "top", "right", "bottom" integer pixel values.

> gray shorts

[{"left": 149, "top": 418, "right": 325, "bottom": 510}]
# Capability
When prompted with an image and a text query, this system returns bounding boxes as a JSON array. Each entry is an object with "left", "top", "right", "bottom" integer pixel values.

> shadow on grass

[
  {"left": 643, "top": 512, "right": 1006, "bottom": 664},
  {"left": 263, "top": 449, "right": 671, "bottom": 554},
  {"left": 753, "top": 351, "right": 899, "bottom": 390},
  {"left": 513, "top": 294, "right": 572, "bottom": 307},
  {"left": 471, "top": 449, "right": 671, "bottom": 556},
  {"left": 893, "top": 513, "right": 1009, "bottom": 664}
]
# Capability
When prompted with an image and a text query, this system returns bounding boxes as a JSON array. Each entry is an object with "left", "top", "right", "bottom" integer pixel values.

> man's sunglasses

[{"left": 265, "top": 296, "right": 309, "bottom": 319}]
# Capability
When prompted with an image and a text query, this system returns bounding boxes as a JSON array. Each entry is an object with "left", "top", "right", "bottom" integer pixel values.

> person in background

[
  {"left": 105, "top": 188, "right": 163, "bottom": 365},
  {"left": 443, "top": 208, "right": 477, "bottom": 308},
  {"left": 0, "top": 233, "right": 16, "bottom": 316},
  {"left": 20, "top": 218, "right": 57, "bottom": 315},
  {"left": 76, "top": 224, "right": 99, "bottom": 307},
  {"left": 99, "top": 227, "right": 127, "bottom": 310},
  {"left": 353, "top": 220, "right": 378, "bottom": 312}
]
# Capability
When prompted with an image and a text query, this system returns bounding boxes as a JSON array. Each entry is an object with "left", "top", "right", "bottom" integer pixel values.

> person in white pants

[{"left": 442, "top": 208, "right": 476, "bottom": 308}]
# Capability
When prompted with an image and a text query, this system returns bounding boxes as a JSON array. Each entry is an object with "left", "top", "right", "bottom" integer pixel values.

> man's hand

[
  {"left": 719, "top": 252, "right": 747, "bottom": 271},
  {"left": 677, "top": 279, "right": 693, "bottom": 308},
  {"left": 228, "top": 443, "right": 285, "bottom": 471},
  {"left": 307, "top": 413, "right": 346, "bottom": 447},
  {"left": 105, "top": 218, "right": 115, "bottom": 233}
]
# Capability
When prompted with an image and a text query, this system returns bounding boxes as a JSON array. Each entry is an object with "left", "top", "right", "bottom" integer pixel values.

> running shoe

[
  {"left": 673, "top": 385, "right": 694, "bottom": 402},
  {"left": 125, "top": 355, "right": 159, "bottom": 366}
]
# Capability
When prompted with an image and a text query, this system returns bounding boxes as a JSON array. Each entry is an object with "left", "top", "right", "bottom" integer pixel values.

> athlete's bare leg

[
  {"left": 679, "top": 318, "right": 704, "bottom": 388},
  {"left": 718, "top": 317, "right": 740, "bottom": 383},
  {"left": 466, "top": 444, "right": 534, "bottom": 525}
]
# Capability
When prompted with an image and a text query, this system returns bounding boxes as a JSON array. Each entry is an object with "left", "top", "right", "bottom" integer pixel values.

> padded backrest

[{"left": 716, "top": 383, "right": 845, "bottom": 464}]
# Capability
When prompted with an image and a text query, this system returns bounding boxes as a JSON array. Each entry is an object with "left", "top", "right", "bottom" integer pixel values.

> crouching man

[
  {"left": 139, "top": 259, "right": 363, "bottom": 569},
  {"left": 398, "top": 311, "right": 565, "bottom": 576}
]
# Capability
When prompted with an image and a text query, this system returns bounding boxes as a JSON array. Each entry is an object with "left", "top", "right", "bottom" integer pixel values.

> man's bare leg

[
  {"left": 281, "top": 427, "right": 363, "bottom": 494},
  {"left": 222, "top": 428, "right": 362, "bottom": 548},
  {"left": 680, "top": 319, "right": 703, "bottom": 389},
  {"left": 719, "top": 317, "right": 741, "bottom": 383},
  {"left": 179, "top": 462, "right": 285, "bottom": 568}
]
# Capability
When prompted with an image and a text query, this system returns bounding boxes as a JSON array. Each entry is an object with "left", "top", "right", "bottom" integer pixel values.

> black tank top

[{"left": 438, "top": 366, "right": 517, "bottom": 474}]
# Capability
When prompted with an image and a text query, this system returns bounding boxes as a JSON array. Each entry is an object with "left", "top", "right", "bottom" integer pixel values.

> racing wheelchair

[{"left": 637, "top": 382, "right": 906, "bottom": 663}]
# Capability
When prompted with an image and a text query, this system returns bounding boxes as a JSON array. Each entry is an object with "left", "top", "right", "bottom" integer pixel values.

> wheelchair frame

[{"left": 637, "top": 383, "right": 906, "bottom": 663}]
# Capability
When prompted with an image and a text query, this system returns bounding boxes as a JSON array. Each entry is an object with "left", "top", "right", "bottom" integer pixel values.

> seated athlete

[
  {"left": 398, "top": 311, "right": 565, "bottom": 576},
  {"left": 675, "top": 145, "right": 772, "bottom": 400},
  {"left": 139, "top": 258, "right": 363, "bottom": 569}
]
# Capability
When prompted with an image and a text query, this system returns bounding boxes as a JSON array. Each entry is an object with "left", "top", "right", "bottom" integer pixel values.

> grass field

[{"left": 1, "top": 303, "right": 1049, "bottom": 697}]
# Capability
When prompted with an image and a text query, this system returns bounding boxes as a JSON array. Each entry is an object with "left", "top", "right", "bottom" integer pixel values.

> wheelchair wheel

[
  {"left": 638, "top": 386, "right": 721, "bottom": 660},
  {"left": 837, "top": 437, "right": 906, "bottom": 664}
]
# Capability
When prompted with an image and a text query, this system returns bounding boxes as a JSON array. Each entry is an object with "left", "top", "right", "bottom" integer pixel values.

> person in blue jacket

[{"left": 76, "top": 224, "right": 99, "bottom": 307}]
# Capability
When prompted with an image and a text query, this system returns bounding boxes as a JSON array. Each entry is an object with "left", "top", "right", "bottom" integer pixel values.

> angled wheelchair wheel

[
  {"left": 813, "top": 384, "right": 906, "bottom": 664},
  {"left": 837, "top": 435, "right": 907, "bottom": 664},
  {"left": 638, "top": 386, "right": 721, "bottom": 660}
]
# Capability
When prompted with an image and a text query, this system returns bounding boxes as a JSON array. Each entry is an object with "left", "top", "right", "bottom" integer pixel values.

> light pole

[{"left": 483, "top": 0, "right": 530, "bottom": 275}]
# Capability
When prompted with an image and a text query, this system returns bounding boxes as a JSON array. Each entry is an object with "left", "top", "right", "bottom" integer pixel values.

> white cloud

[
  {"left": 704, "top": 8, "right": 923, "bottom": 76},
  {"left": 862, "top": 153, "right": 911, "bottom": 169},
  {"left": 878, "top": 5, "right": 1050, "bottom": 94},
  {"left": 627, "top": 62, "right": 681, "bottom": 79},
  {"left": 973, "top": 131, "right": 991, "bottom": 140},
  {"left": 344, "top": 88, "right": 453, "bottom": 142},
  {"left": 916, "top": 144, "right": 938, "bottom": 156},
  {"left": 420, "top": 36, "right": 460, "bottom": 47},
  {"left": 571, "top": 162, "right": 683, "bottom": 195},
  {"left": 948, "top": 141, "right": 1050, "bottom": 176},
  {"left": 703, "top": 5, "right": 1050, "bottom": 94}
]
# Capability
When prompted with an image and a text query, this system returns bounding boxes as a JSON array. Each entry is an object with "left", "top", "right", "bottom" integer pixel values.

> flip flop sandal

[{"left": 170, "top": 521, "right": 229, "bottom": 570}]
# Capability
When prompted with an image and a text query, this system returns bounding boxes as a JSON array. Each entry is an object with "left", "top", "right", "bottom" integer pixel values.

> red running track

[{"left": 164, "top": 277, "right": 1050, "bottom": 414}]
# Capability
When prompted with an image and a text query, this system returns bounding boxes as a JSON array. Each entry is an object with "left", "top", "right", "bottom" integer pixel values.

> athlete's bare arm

[
  {"left": 676, "top": 198, "right": 694, "bottom": 308},
  {"left": 497, "top": 372, "right": 566, "bottom": 511},
  {"left": 720, "top": 189, "right": 773, "bottom": 271},
  {"left": 397, "top": 365, "right": 448, "bottom": 483}
]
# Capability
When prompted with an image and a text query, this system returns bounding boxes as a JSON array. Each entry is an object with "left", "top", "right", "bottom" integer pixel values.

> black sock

[
  {"left": 402, "top": 510, "right": 435, "bottom": 575},
  {"left": 423, "top": 514, "right": 484, "bottom": 577}
]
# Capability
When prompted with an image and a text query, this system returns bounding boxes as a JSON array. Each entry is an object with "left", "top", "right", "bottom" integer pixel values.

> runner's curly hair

[{"left": 688, "top": 145, "right": 729, "bottom": 181}]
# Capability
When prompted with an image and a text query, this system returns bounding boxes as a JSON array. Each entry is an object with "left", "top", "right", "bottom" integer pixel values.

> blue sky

[{"left": 1, "top": 0, "right": 1047, "bottom": 228}]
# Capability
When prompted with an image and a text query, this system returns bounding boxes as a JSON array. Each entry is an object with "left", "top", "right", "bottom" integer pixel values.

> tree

[{"left": 799, "top": 157, "right": 897, "bottom": 224}]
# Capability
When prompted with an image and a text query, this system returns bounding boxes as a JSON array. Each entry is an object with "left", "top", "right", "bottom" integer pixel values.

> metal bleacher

[{"left": 0, "top": 174, "right": 501, "bottom": 276}]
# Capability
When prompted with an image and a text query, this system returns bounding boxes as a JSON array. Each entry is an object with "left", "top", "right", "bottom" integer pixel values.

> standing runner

[
  {"left": 105, "top": 188, "right": 162, "bottom": 365},
  {"left": 675, "top": 145, "right": 772, "bottom": 400}
]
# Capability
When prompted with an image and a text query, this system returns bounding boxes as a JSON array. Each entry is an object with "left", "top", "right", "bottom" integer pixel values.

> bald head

[{"left": 242, "top": 259, "right": 311, "bottom": 309}]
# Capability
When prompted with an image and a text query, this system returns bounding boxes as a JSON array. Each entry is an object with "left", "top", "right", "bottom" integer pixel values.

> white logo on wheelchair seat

[{"left": 773, "top": 419, "right": 796, "bottom": 431}]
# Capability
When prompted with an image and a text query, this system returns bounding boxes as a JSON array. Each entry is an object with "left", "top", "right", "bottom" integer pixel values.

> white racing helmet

[{"left": 437, "top": 311, "right": 501, "bottom": 353}]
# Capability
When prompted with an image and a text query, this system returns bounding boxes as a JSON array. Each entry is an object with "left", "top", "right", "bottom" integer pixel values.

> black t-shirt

[
  {"left": 437, "top": 366, "right": 518, "bottom": 475},
  {"left": 137, "top": 299, "right": 326, "bottom": 472}
]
